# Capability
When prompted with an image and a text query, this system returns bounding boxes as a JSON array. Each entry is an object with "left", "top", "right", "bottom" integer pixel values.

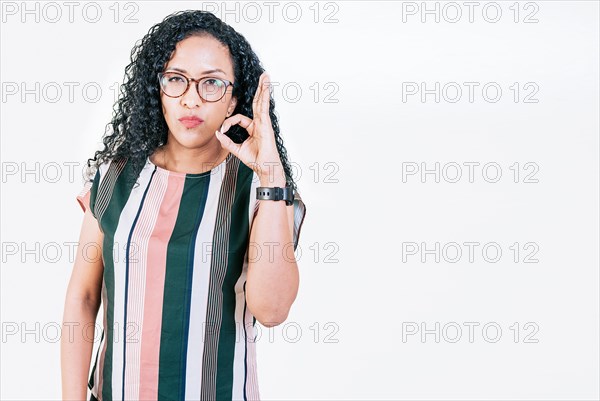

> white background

[{"left": 1, "top": 1, "right": 599, "bottom": 400}]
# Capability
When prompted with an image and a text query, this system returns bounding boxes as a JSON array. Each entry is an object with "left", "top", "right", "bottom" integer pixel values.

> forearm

[
  {"left": 61, "top": 297, "right": 100, "bottom": 401},
  {"left": 246, "top": 164, "right": 299, "bottom": 327}
]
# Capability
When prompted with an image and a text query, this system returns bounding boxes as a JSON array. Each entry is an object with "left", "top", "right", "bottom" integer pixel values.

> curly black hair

[{"left": 85, "top": 9, "right": 298, "bottom": 193}]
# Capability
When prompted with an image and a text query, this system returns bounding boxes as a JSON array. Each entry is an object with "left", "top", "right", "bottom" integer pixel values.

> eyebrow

[{"left": 167, "top": 67, "right": 227, "bottom": 76}]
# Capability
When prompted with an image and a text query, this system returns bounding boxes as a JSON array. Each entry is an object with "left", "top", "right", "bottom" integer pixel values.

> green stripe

[
  {"left": 216, "top": 161, "right": 253, "bottom": 399},
  {"left": 158, "top": 175, "right": 210, "bottom": 399},
  {"left": 99, "top": 159, "right": 136, "bottom": 401}
]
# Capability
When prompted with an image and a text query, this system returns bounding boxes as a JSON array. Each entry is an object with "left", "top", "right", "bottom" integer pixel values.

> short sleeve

[
  {"left": 291, "top": 190, "right": 306, "bottom": 251},
  {"left": 76, "top": 169, "right": 100, "bottom": 218}
]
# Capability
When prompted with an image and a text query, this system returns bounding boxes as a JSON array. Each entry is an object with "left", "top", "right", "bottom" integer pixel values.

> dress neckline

[{"left": 147, "top": 152, "right": 232, "bottom": 178}]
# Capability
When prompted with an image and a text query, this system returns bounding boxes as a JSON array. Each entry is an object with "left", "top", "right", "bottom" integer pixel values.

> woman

[{"left": 61, "top": 10, "right": 306, "bottom": 401}]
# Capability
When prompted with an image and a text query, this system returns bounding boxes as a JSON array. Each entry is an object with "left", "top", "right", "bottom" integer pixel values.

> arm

[
  {"left": 214, "top": 72, "right": 303, "bottom": 328},
  {"left": 61, "top": 206, "right": 104, "bottom": 400},
  {"left": 245, "top": 163, "right": 298, "bottom": 327}
]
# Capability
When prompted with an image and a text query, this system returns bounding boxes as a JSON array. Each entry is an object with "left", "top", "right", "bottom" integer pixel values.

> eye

[
  {"left": 167, "top": 74, "right": 186, "bottom": 83},
  {"left": 204, "top": 78, "right": 224, "bottom": 87}
]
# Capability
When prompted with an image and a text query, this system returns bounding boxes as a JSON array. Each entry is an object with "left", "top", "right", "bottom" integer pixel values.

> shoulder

[{"left": 89, "top": 157, "right": 132, "bottom": 205}]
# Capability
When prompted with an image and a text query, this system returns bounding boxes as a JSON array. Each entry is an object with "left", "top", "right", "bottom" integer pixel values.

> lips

[{"left": 178, "top": 116, "right": 204, "bottom": 128}]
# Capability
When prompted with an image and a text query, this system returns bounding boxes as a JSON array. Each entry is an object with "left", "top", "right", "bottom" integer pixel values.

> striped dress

[{"left": 75, "top": 152, "right": 306, "bottom": 401}]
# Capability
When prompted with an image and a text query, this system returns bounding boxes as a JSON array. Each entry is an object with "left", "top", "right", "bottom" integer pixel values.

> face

[{"left": 159, "top": 34, "right": 237, "bottom": 150}]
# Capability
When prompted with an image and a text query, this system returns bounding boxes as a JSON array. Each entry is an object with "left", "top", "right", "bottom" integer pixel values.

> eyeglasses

[{"left": 158, "top": 71, "right": 234, "bottom": 102}]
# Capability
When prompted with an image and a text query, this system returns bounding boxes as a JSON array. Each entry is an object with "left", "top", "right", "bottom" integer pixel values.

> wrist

[
  {"left": 259, "top": 176, "right": 286, "bottom": 187},
  {"left": 254, "top": 155, "right": 286, "bottom": 186},
  {"left": 256, "top": 185, "right": 294, "bottom": 205},
  {"left": 257, "top": 165, "right": 286, "bottom": 187}
]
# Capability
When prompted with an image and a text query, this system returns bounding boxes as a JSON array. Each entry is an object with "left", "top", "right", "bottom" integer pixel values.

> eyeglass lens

[{"left": 160, "top": 72, "right": 228, "bottom": 101}]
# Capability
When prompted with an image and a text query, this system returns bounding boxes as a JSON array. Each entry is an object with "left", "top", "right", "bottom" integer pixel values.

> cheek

[
  {"left": 160, "top": 96, "right": 177, "bottom": 119},
  {"left": 217, "top": 96, "right": 234, "bottom": 115}
]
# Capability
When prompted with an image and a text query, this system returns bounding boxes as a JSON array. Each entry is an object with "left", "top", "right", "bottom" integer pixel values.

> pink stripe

[
  {"left": 124, "top": 171, "right": 167, "bottom": 399},
  {"left": 138, "top": 173, "right": 185, "bottom": 400}
]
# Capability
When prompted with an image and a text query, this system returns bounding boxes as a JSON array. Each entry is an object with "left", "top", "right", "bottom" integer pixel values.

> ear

[{"left": 227, "top": 96, "right": 237, "bottom": 116}]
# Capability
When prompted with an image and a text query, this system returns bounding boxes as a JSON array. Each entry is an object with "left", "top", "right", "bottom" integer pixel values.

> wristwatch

[{"left": 256, "top": 186, "right": 295, "bottom": 206}]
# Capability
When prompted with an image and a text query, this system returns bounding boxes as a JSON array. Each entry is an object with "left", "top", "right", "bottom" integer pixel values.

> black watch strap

[{"left": 256, "top": 186, "right": 294, "bottom": 206}]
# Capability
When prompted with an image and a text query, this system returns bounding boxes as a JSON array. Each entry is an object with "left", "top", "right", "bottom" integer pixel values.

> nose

[{"left": 180, "top": 83, "right": 203, "bottom": 108}]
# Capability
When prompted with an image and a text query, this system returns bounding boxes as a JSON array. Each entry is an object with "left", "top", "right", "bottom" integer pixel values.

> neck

[{"left": 153, "top": 139, "right": 229, "bottom": 174}]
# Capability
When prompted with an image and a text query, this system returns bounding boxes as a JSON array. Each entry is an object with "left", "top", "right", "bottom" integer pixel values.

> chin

[{"left": 170, "top": 129, "right": 211, "bottom": 148}]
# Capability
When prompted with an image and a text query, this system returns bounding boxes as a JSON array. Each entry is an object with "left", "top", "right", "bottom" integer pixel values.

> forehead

[{"left": 165, "top": 35, "right": 234, "bottom": 77}]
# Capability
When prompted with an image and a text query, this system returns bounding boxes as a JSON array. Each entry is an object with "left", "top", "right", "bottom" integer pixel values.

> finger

[
  {"left": 255, "top": 72, "right": 271, "bottom": 120},
  {"left": 253, "top": 72, "right": 264, "bottom": 101},
  {"left": 215, "top": 129, "right": 241, "bottom": 156},
  {"left": 252, "top": 72, "right": 265, "bottom": 120},
  {"left": 258, "top": 73, "right": 271, "bottom": 121},
  {"left": 253, "top": 78, "right": 272, "bottom": 130},
  {"left": 220, "top": 114, "right": 253, "bottom": 134}
]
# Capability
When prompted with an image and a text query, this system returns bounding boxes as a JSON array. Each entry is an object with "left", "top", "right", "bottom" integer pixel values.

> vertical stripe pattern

[{"left": 75, "top": 153, "right": 307, "bottom": 401}]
